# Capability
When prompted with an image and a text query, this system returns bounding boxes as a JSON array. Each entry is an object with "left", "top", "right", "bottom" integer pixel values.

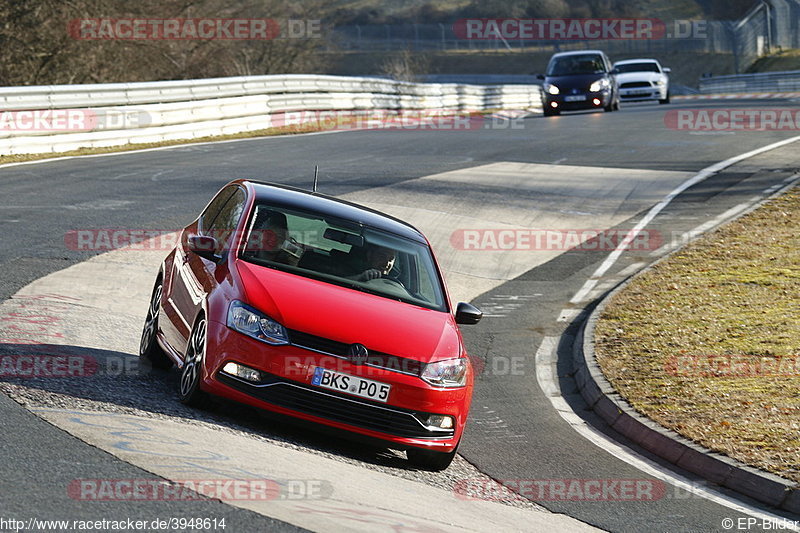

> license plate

[
  {"left": 564, "top": 95, "right": 586, "bottom": 102},
  {"left": 311, "top": 367, "right": 391, "bottom": 403}
]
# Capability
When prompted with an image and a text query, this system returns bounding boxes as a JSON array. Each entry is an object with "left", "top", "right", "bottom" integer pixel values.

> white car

[{"left": 612, "top": 59, "right": 670, "bottom": 104}]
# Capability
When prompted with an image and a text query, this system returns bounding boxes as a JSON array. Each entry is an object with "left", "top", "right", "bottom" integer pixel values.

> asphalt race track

[{"left": 2, "top": 98, "right": 800, "bottom": 532}]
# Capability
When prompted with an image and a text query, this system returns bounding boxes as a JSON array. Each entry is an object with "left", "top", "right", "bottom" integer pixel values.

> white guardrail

[
  {"left": 698, "top": 69, "right": 800, "bottom": 94},
  {"left": 0, "top": 74, "right": 543, "bottom": 156}
]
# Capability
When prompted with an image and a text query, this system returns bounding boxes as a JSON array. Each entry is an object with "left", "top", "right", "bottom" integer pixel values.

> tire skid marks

[
  {"left": 471, "top": 405, "right": 529, "bottom": 444},
  {"left": 475, "top": 294, "right": 541, "bottom": 318}
]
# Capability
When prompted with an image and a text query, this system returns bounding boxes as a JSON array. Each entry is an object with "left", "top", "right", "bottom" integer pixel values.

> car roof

[
  {"left": 550, "top": 50, "right": 607, "bottom": 58},
  {"left": 613, "top": 58, "right": 660, "bottom": 65},
  {"left": 240, "top": 180, "right": 428, "bottom": 244}
]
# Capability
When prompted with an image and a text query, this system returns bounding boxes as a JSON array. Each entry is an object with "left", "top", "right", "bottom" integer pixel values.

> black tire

[
  {"left": 139, "top": 278, "right": 172, "bottom": 369},
  {"left": 179, "top": 316, "right": 212, "bottom": 408},
  {"left": 543, "top": 108, "right": 560, "bottom": 117},
  {"left": 407, "top": 446, "right": 458, "bottom": 471},
  {"left": 659, "top": 94, "right": 671, "bottom": 104}
]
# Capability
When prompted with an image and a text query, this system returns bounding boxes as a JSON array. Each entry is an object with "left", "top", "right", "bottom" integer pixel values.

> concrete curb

[{"left": 572, "top": 186, "right": 800, "bottom": 515}]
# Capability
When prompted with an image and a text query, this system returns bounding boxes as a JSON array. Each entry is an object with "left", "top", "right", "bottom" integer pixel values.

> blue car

[{"left": 539, "top": 50, "right": 620, "bottom": 116}]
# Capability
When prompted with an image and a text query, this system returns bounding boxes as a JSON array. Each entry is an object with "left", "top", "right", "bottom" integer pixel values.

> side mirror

[
  {"left": 663, "top": 67, "right": 671, "bottom": 74},
  {"left": 455, "top": 302, "right": 482, "bottom": 325},
  {"left": 536, "top": 74, "right": 545, "bottom": 80},
  {"left": 188, "top": 235, "right": 222, "bottom": 263},
  {"left": 611, "top": 67, "right": 620, "bottom": 75}
]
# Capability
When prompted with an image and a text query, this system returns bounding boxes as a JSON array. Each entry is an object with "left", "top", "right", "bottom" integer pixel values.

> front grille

[
  {"left": 287, "top": 329, "right": 423, "bottom": 376},
  {"left": 620, "top": 81, "right": 652, "bottom": 88},
  {"left": 288, "top": 329, "right": 347, "bottom": 356},
  {"left": 218, "top": 372, "right": 454, "bottom": 439}
]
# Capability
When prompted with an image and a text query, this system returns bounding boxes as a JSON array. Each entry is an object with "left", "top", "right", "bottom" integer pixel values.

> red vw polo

[{"left": 139, "top": 180, "right": 482, "bottom": 470}]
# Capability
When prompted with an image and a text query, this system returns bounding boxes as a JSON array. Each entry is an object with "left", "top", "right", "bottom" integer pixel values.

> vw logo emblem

[{"left": 348, "top": 343, "right": 370, "bottom": 365}]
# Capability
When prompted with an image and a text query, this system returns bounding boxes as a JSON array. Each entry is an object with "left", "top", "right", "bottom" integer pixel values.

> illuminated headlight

[
  {"left": 421, "top": 358, "right": 468, "bottom": 387},
  {"left": 543, "top": 83, "right": 559, "bottom": 95},
  {"left": 421, "top": 414, "right": 455, "bottom": 430},
  {"left": 589, "top": 79, "right": 610, "bottom": 92},
  {"left": 654, "top": 80, "right": 664, "bottom": 86},
  {"left": 222, "top": 362, "right": 263, "bottom": 383},
  {"left": 227, "top": 300, "right": 288, "bottom": 345}
]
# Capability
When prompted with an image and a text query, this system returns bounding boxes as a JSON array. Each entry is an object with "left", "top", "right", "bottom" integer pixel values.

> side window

[
  {"left": 207, "top": 188, "right": 247, "bottom": 254},
  {"left": 198, "top": 186, "right": 237, "bottom": 234}
]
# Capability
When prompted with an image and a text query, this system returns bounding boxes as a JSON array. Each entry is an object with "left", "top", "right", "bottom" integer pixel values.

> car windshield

[
  {"left": 239, "top": 202, "right": 448, "bottom": 312},
  {"left": 547, "top": 54, "right": 606, "bottom": 76},
  {"left": 615, "top": 62, "right": 661, "bottom": 73}
]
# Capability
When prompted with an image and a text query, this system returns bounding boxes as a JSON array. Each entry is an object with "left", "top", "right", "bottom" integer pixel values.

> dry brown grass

[{"left": 595, "top": 187, "right": 800, "bottom": 482}]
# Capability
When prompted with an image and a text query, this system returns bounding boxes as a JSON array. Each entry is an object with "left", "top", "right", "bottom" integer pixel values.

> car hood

[
  {"left": 616, "top": 72, "right": 664, "bottom": 84},
  {"left": 545, "top": 73, "right": 609, "bottom": 90},
  {"left": 236, "top": 261, "right": 461, "bottom": 363}
]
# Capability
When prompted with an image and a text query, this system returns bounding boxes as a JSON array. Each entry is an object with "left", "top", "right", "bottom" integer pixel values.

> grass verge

[
  {"left": 595, "top": 186, "right": 800, "bottom": 483},
  {"left": 748, "top": 49, "right": 800, "bottom": 74}
]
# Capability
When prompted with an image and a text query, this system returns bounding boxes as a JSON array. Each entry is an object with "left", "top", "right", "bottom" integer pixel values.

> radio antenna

[{"left": 313, "top": 165, "right": 319, "bottom": 193}]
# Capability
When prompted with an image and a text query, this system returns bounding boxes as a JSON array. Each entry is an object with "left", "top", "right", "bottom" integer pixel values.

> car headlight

[
  {"left": 654, "top": 80, "right": 664, "bottom": 86},
  {"left": 421, "top": 357, "right": 468, "bottom": 388},
  {"left": 543, "top": 83, "right": 559, "bottom": 95},
  {"left": 227, "top": 300, "right": 288, "bottom": 345},
  {"left": 589, "top": 79, "right": 610, "bottom": 92}
]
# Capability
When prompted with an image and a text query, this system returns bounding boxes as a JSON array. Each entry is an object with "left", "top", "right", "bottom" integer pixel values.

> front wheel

[
  {"left": 659, "top": 94, "right": 671, "bottom": 104},
  {"left": 139, "top": 278, "right": 172, "bottom": 369},
  {"left": 179, "top": 317, "right": 211, "bottom": 408},
  {"left": 407, "top": 445, "right": 458, "bottom": 471}
]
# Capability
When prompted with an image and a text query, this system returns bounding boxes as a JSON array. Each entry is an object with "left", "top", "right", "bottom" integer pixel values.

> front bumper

[
  {"left": 201, "top": 321, "right": 470, "bottom": 452},
  {"left": 619, "top": 87, "right": 666, "bottom": 101},
  {"left": 544, "top": 90, "right": 612, "bottom": 111}
]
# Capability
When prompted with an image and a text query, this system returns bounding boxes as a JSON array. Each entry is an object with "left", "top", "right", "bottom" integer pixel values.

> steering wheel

[{"left": 365, "top": 277, "right": 408, "bottom": 296}]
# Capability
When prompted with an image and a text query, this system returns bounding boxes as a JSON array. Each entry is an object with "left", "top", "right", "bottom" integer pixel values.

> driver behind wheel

[{"left": 353, "top": 244, "right": 396, "bottom": 282}]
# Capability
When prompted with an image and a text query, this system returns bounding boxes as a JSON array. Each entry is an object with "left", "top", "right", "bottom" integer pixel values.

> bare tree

[
  {"left": 0, "top": 0, "right": 336, "bottom": 85},
  {"left": 380, "top": 49, "right": 431, "bottom": 82}
]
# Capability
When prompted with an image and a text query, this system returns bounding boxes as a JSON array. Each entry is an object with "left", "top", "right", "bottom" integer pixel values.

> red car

[{"left": 139, "top": 180, "right": 482, "bottom": 470}]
